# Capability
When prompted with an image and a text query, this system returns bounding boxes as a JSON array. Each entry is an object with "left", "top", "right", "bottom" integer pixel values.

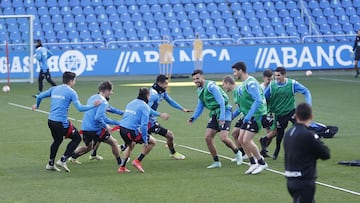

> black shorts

[
  {"left": 82, "top": 129, "right": 111, "bottom": 146},
  {"left": 207, "top": 115, "right": 231, "bottom": 131},
  {"left": 240, "top": 115, "right": 268, "bottom": 133},
  {"left": 148, "top": 122, "right": 168, "bottom": 137},
  {"left": 276, "top": 109, "right": 296, "bottom": 130},
  {"left": 48, "top": 120, "right": 80, "bottom": 139},
  {"left": 119, "top": 126, "right": 146, "bottom": 145}
]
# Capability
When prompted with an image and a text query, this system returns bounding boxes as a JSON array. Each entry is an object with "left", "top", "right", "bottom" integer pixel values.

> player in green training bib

[
  {"left": 264, "top": 66, "right": 312, "bottom": 160},
  {"left": 231, "top": 62, "right": 269, "bottom": 175},
  {"left": 188, "top": 69, "right": 242, "bottom": 169}
]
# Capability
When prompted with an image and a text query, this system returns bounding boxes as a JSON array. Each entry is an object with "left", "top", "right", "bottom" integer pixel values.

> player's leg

[
  {"left": 118, "top": 127, "right": 134, "bottom": 173},
  {"left": 68, "top": 131, "right": 94, "bottom": 164},
  {"left": 56, "top": 124, "right": 81, "bottom": 172},
  {"left": 218, "top": 121, "right": 242, "bottom": 165},
  {"left": 38, "top": 70, "right": 45, "bottom": 92},
  {"left": 132, "top": 136, "right": 156, "bottom": 173},
  {"left": 44, "top": 69, "right": 57, "bottom": 86},
  {"left": 46, "top": 120, "right": 64, "bottom": 171},
  {"left": 103, "top": 135, "right": 123, "bottom": 166},
  {"left": 354, "top": 50, "right": 360, "bottom": 78}
]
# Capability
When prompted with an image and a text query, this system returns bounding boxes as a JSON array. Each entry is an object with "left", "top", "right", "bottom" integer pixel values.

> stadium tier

[{"left": 1, "top": 0, "right": 360, "bottom": 51}]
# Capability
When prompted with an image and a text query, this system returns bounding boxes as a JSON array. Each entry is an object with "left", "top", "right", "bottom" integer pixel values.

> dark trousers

[
  {"left": 38, "top": 69, "right": 56, "bottom": 92},
  {"left": 47, "top": 120, "right": 81, "bottom": 161},
  {"left": 287, "top": 179, "right": 316, "bottom": 203}
]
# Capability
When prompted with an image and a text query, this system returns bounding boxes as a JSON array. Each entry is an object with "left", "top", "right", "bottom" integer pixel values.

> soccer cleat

[
  {"left": 260, "top": 150, "right": 272, "bottom": 158},
  {"left": 89, "top": 155, "right": 103, "bottom": 160},
  {"left": 251, "top": 163, "right": 268, "bottom": 175},
  {"left": 132, "top": 160, "right": 144, "bottom": 173},
  {"left": 243, "top": 154, "right": 249, "bottom": 160},
  {"left": 206, "top": 161, "right": 222, "bottom": 169},
  {"left": 170, "top": 152, "right": 186, "bottom": 160},
  {"left": 68, "top": 157, "right": 82, "bottom": 164},
  {"left": 118, "top": 166, "right": 131, "bottom": 173},
  {"left": 56, "top": 160, "right": 70, "bottom": 172},
  {"left": 235, "top": 151, "right": 243, "bottom": 165},
  {"left": 245, "top": 164, "right": 259, "bottom": 174},
  {"left": 45, "top": 164, "right": 60, "bottom": 172}
]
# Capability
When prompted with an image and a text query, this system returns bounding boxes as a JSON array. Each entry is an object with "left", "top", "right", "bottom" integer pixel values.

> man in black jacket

[{"left": 284, "top": 103, "right": 330, "bottom": 203}]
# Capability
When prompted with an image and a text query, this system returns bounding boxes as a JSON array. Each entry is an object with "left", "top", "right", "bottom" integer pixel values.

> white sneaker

[
  {"left": 207, "top": 161, "right": 222, "bottom": 169},
  {"left": 235, "top": 151, "right": 243, "bottom": 165},
  {"left": 245, "top": 164, "right": 259, "bottom": 174},
  {"left": 68, "top": 157, "right": 82, "bottom": 164},
  {"left": 251, "top": 163, "right": 268, "bottom": 175},
  {"left": 89, "top": 155, "right": 103, "bottom": 160},
  {"left": 45, "top": 164, "right": 60, "bottom": 172},
  {"left": 56, "top": 160, "right": 70, "bottom": 172},
  {"left": 243, "top": 154, "right": 249, "bottom": 160}
]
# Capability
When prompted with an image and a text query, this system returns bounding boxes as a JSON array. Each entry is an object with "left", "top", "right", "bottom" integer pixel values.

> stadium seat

[
  {"left": 14, "top": 7, "right": 26, "bottom": 15},
  {"left": 323, "top": 8, "right": 334, "bottom": 17},
  {"left": 338, "top": 15, "right": 349, "bottom": 25},
  {"left": 312, "top": 8, "right": 323, "bottom": 17},
  {"left": 308, "top": 0, "right": 319, "bottom": 9},
  {"left": 267, "top": 9, "right": 278, "bottom": 18},
  {"left": 13, "top": 0, "right": 23, "bottom": 7},
  {"left": 210, "top": 11, "right": 222, "bottom": 20},
  {"left": 143, "top": 12, "right": 154, "bottom": 22},
  {"left": 242, "top": 2, "right": 252, "bottom": 10},
  {"left": 94, "top": 6, "right": 106, "bottom": 16},
  {"left": 23, "top": 0, "right": 35, "bottom": 8},
  {"left": 253, "top": 2, "right": 264, "bottom": 10},
  {"left": 218, "top": 3, "right": 229, "bottom": 12},
  {"left": 334, "top": 8, "right": 345, "bottom": 17},
  {"left": 263, "top": 2, "right": 275, "bottom": 11},
  {"left": 188, "top": 11, "right": 199, "bottom": 19},
  {"left": 350, "top": 15, "right": 360, "bottom": 24},
  {"left": 61, "top": 6, "right": 72, "bottom": 15},
  {"left": 74, "top": 14, "right": 85, "bottom": 24},
  {"left": 286, "top": 1, "right": 297, "bottom": 10}
]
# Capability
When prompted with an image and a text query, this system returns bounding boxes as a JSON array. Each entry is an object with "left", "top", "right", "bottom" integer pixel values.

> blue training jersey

[
  {"left": 35, "top": 46, "right": 53, "bottom": 71},
  {"left": 81, "top": 94, "right": 121, "bottom": 134},
  {"left": 119, "top": 99, "right": 150, "bottom": 144},
  {"left": 148, "top": 88, "right": 184, "bottom": 125},
  {"left": 264, "top": 79, "right": 312, "bottom": 105},
  {"left": 36, "top": 84, "right": 95, "bottom": 128}
]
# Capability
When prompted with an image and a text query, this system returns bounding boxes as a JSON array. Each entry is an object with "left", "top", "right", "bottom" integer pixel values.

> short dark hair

[
  {"left": 295, "top": 103, "right": 312, "bottom": 121},
  {"left": 232, "top": 62, "right": 247, "bottom": 73},
  {"left": 223, "top": 75, "right": 235, "bottom": 85},
  {"left": 263, "top": 69, "right": 273, "bottom": 77},
  {"left": 156, "top": 74, "right": 168, "bottom": 83},
  {"left": 62, "top": 71, "right": 76, "bottom": 84},
  {"left": 192, "top": 69, "right": 204, "bottom": 76},
  {"left": 137, "top": 87, "right": 149, "bottom": 103},
  {"left": 36, "top": 39, "right": 42, "bottom": 48},
  {"left": 98, "top": 80, "right": 113, "bottom": 92},
  {"left": 275, "top": 67, "right": 286, "bottom": 75}
]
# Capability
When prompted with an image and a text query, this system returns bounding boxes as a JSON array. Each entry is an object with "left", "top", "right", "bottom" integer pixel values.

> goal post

[{"left": 0, "top": 15, "right": 35, "bottom": 84}]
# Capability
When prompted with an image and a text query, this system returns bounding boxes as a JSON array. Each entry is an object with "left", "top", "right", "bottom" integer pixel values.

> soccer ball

[
  {"left": 2, "top": 85, "right": 10, "bottom": 93},
  {"left": 305, "top": 70, "right": 313, "bottom": 77}
]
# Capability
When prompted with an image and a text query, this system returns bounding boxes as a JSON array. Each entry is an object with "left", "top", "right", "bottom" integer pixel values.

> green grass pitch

[{"left": 0, "top": 70, "right": 359, "bottom": 202}]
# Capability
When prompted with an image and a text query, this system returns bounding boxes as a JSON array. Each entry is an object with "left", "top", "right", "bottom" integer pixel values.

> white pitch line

[
  {"left": 8, "top": 102, "right": 360, "bottom": 196},
  {"left": 319, "top": 77, "right": 360, "bottom": 83}
]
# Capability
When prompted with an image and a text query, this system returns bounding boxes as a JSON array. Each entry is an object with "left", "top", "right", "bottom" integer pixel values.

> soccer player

[
  {"left": 188, "top": 69, "right": 242, "bottom": 169},
  {"left": 34, "top": 39, "right": 56, "bottom": 97},
  {"left": 264, "top": 66, "right": 312, "bottom": 160},
  {"left": 258, "top": 69, "right": 277, "bottom": 158},
  {"left": 284, "top": 103, "right": 330, "bottom": 203},
  {"left": 352, "top": 29, "right": 360, "bottom": 78},
  {"left": 148, "top": 74, "right": 192, "bottom": 160},
  {"left": 231, "top": 62, "right": 268, "bottom": 174},
  {"left": 68, "top": 81, "right": 124, "bottom": 171},
  {"left": 118, "top": 88, "right": 156, "bottom": 173},
  {"left": 32, "top": 71, "right": 100, "bottom": 172},
  {"left": 221, "top": 76, "right": 247, "bottom": 161}
]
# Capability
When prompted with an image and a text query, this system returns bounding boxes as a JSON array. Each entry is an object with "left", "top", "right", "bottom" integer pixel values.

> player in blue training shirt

[
  {"left": 68, "top": 81, "right": 124, "bottom": 172},
  {"left": 32, "top": 71, "right": 100, "bottom": 172},
  {"left": 148, "top": 74, "right": 192, "bottom": 160},
  {"left": 118, "top": 88, "right": 156, "bottom": 173},
  {"left": 34, "top": 39, "right": 56, "bottom": 97},
  {"left": 264, "top": 66, "right": 312, "bottom": 160},
  {"left": 188, "top": 69, "right": 242, "bottom": 169}
]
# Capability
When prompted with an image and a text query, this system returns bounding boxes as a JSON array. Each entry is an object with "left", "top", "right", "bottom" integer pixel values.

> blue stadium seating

[{"left": 1, "top": 0, "right": 359, "bottom": 50}]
